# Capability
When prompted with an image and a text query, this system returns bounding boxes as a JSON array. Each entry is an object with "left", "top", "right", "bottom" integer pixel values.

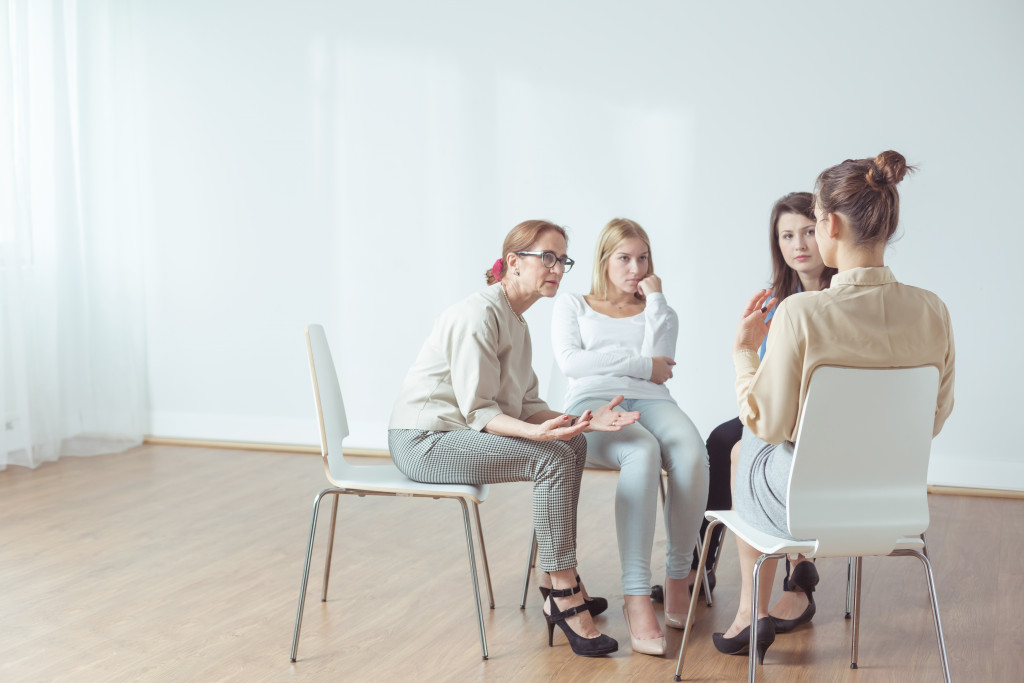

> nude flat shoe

[{"left": 622, "top": 605, "right": 666, "bottom": 656}]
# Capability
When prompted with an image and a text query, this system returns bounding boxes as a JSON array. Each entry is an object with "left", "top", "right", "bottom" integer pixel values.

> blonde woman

[{"left": 550, "top": 218, "right": 709, "bottom": 655}]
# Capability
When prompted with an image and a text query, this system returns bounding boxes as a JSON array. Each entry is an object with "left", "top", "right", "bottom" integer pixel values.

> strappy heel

[
  {"left": 538, "top": 573, "right": 608, "bottom": 617},
  {"left": 544, "top": 587, "right": 618, "bottom": 657},
  {"left": 712, "top": 616, "right": 776, "bottom": 664}
]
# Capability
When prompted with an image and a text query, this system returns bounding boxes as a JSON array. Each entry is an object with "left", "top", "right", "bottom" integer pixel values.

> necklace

[{"left": 499, "top": 284, "right": 526, "bottom": 324}]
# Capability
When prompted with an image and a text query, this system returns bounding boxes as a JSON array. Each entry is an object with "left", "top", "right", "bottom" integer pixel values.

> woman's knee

[
  {"left": 535, "top": 438, "right": 586, "bottom": 480},
  {"left": 617, "top": 434, "right": 664, "bottom": 480}
]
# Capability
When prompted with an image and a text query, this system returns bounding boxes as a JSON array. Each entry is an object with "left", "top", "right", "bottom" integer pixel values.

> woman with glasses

[
  {"left": 389, "top": 219, "right": 635, "bottom": 658},
  {"left": 550, "top": 218, "right": 709, "bottom": 656}
]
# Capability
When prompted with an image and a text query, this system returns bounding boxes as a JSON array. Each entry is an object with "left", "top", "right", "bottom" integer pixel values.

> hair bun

[{"left": 868, "top": 150, "right": 911, "bottom": 188}]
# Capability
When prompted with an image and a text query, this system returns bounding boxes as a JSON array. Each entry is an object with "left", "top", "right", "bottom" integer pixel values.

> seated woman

[
  {"left": 389, "top": 219, "right": 638, "bottom": 658},
  {"left": 714, "top": 151, "right": 955, "bottom": 661},
  {"left": 551, "top": 218, "right": 709, "bottom": 656},
  {"left": 698, "top": 192, "right": 837, "bottom": 632}
]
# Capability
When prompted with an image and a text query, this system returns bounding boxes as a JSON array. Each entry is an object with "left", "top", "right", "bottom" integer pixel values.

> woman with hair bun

[
  {"left": 389, "top": 219, "right": 637, "bottom": 658},
  {"left": 713, "top": 151, "right": 956, "bottom": 663},
  {"left": 551, "top": 218, "right": 709, "bottom": 656}
]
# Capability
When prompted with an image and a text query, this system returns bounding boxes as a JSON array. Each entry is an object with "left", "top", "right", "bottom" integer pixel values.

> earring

[{"left": 515, "top": 270, "right": 520, "bottom": 276}]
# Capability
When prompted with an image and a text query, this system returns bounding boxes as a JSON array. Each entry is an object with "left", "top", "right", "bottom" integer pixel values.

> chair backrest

[
  {"left": 305, "top": 324, "right": 351, "bottom": 481},
  {"left": 786, "top": 365, "right": 940, "bottom": 557}
]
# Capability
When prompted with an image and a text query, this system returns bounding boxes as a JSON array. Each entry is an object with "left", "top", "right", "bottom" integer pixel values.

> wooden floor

[{"left": 1, "top": 444, "right": 1020, "bottom": 682}]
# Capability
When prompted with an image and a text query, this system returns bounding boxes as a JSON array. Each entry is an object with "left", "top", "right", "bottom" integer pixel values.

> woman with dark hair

[
  {"left": 694, "top": 192, "right": 837, "bottom": 633},
  {"left": 389, "top": 219, "right": 638, "bottom": 657},
  {"left": 713, "top": 151, "right": 955, "bottom": 661},
  {"left": 551, "top": 218, "right": 708, "bottom": 656}
]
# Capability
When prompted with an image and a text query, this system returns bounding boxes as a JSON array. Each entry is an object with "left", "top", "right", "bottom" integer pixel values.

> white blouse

[{"left": 551, "top": 291, "right": 678, "bottom": 409}]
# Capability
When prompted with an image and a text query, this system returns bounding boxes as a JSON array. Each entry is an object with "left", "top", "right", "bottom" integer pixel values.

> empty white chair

[
  {"left": 290, "top": 324, "right": 494, "bottom": 662},
  {"left": 674, "top": 365, "right": 950, "bottom": 682}
]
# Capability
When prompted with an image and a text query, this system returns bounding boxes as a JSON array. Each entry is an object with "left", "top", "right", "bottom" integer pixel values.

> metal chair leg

[
  {"left": 850, "top": 556, "right": 863, "bottom": 668},
  {"left": 456, "top": 498, "right": 488, "bottom": 660},
  {"left": 320, "top": 493, "right": 340, "bottom": 602},
  {"left": 845, "top": 556, "right": 854, "bottom": 619},
  {"left": 700, "top": 555, "right": 713, "bottom": 607},
  {"left": 291, "top": 488, "right": 342, "bottom": 662},
  {"left": 520, "top": 529, "right": 538, "bottom": 609},
  {"left": 472, "top": 502, "right": 495, "bottom": 609},
  {"left": 675, "top": 520, "right": 722, "bottom": 681},
  {"left": 894, "top": 549, "right": 951, "bottom": 683}
]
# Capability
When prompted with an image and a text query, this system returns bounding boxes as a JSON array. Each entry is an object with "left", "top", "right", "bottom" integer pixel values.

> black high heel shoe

[
  {"left": 544, "top": 588, "right": 618, "bottom": 657},
  {"left": 539, "top": 573, "right": 609, "bottom": 618},
  {"left": 773, "top": 561, "right": 818, "bottom": 634},
  {"left": 712, "top": 617, "right": 776, "bottom": 664}
]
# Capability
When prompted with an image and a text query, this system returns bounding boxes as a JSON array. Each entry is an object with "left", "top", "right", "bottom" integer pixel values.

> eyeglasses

[{"left": 516, "top": 251, "right": 575, "bottom": 272}]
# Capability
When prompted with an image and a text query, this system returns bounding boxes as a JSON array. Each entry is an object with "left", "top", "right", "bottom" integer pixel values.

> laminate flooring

[{"left": 1, "top": 444, "right": 1019, "bottom": 682}]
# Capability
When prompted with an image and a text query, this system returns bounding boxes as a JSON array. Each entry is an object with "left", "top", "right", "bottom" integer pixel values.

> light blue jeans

[{"left": 569, "top": 397, "right": 710, "bottom": 595}]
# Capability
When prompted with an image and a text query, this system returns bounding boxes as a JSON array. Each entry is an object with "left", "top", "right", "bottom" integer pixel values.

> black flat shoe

[
  {"left": 789, "top": 560, "right": 819, "bottom": 594},
  {"left": 650, "top": 569, "right": 717, "bottom": 603},
  {"left": 771, "top": 600, "right": 816, "bottom": 633},
  {"left": 540, "top": 574, "right": 608, "bottom": 618},
  {"left": 544, "top": 589, "right": 618, "bottom": 657},
  {"left": 712, "top": 617, "right": 776, "bottom": 664},
  {"left": 773, "top": 560, "right": 818, "bottom": 633}
]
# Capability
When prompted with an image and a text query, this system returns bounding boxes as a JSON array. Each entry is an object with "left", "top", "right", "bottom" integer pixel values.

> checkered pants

[{"left": 388, "top": 428, "right": 587, "bottom": 572}]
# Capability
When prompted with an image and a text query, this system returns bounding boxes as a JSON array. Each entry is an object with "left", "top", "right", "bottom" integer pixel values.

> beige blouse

[
  {"left": 389, "top": 283, "right": 550, "bottom": 432},
  {"left": 734, "top": 267, "right": 955, "bottom": 444}
]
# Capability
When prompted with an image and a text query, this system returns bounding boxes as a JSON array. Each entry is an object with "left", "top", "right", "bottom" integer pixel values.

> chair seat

[
  {"left": 706, "top": 509, "right": 926, "bottom": 559},
  {"left": 328, "top": 461, "right": 489, "bottom": 503}
]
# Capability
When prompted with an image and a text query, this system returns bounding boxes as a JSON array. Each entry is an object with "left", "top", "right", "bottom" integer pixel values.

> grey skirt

[{"left": 732, "top": 427, "right": 798, "bottom": 540}]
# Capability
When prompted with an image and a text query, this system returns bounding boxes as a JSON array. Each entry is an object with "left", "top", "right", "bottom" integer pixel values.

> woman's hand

[
  {"left": 586, "top": 395, "right": 641, "bottom": 432},
  {"left": 734, "top": 289, "right": 776, "bottom": 353},
  {"left": 530, "top": 413, "right": 592, "bottom": 441},
  {"left": 637, "top": 274, "right": 662, "bottom": 297},
  {"left": 650, "top": 356, "right": 676, "bottom": 384}
]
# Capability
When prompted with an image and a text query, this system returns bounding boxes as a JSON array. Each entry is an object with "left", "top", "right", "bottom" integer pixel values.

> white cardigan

[{"left": 551, "top": 291, "right": 678, "bottom": 409}]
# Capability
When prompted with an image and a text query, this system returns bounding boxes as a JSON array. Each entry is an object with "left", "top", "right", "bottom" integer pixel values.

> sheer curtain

[{"left": 1, "top": 0, "right": 147, "bottom": 470}]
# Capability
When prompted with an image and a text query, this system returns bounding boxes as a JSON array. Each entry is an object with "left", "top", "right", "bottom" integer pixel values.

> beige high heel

[
  {"left": 664, "top": 611, "right": 687, "bottom": 630},
  {"left": 622, "top": 604, "right": 666, "bottom": 656},
  {"left": 663, "top": 577, "right": 691, "bottom": 629}
]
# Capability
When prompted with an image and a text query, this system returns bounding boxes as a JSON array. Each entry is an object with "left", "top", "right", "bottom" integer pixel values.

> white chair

[
  {"left": 673, "top": 365, "right": 950, "bottom": 682},
  {"left": 290, "top": 324, "right": 494, "bottom": 662}
]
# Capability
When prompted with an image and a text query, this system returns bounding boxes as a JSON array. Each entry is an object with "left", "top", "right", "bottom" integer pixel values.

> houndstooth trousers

[{"left": 388, "top": 428, "right": 587, "bottom": 572}]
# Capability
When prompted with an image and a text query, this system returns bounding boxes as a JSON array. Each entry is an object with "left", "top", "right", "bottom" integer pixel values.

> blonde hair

[{"left": 588, "top": 218, "right": 654, "bottom": 299}]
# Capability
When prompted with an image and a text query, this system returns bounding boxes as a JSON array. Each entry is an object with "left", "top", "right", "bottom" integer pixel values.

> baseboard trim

[
  {"left": 142, "top": 436, "right": 390, "bottom": 458},
  {"left": 141, "top": 436, "right": 1024, "bottom": 499},
  {"left": 926, "top": 484, "right": 1024, "bottom": 500}
]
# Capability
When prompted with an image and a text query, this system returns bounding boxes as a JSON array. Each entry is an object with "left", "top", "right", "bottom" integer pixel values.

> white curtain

[{"left": 0, "top": 0, "right": 147, "bottom": 470}]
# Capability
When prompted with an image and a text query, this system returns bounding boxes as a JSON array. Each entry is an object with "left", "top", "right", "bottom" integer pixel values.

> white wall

[{"left": 85, "top": 1, "right": 1024, "bottom": 489}]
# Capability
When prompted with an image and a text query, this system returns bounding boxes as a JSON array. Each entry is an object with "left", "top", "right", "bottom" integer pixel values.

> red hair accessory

[{"left": 492, "top": 258, "right": 504, "bottom": 281}]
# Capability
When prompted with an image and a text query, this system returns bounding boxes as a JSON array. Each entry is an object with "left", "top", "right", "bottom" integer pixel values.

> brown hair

[
  {"left": 769, "top": 192, "right": 837, "bottom": 301},
  {"left": 588, "top": 218, "right": 654, "bottom": 300},
  {"left": 484, "top": 220, "right": 568, "bottom": 285},
  {"left": 814, "top": 150, "right": 916, "bottom": 246}
]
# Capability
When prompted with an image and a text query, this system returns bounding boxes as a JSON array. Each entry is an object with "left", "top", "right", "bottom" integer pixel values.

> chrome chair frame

[{"left": 290, "top": 324, "right": 494, "bottom": 663}]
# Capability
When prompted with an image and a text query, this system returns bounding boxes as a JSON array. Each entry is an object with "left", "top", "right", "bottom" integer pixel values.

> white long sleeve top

[{"left": 551, "top": 292, "right": 678, "bottom": 408}]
